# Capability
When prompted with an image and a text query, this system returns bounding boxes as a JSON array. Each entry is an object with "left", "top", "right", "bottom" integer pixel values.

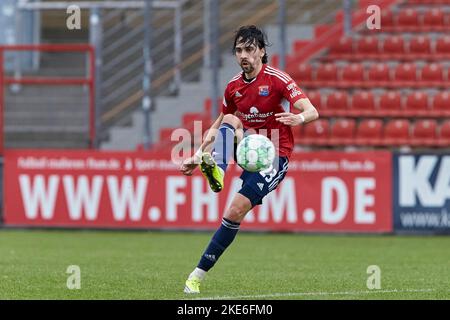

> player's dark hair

[{"left": 233, "top": 25, "right": 269, "bottom": 64}]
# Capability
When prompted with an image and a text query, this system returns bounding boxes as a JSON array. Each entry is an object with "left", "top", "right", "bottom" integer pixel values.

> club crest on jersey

[{"left": 258, "top": 85, "right": 269, "bottom": 96}]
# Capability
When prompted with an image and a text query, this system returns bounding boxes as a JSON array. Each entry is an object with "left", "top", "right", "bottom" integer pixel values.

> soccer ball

[{"left": 236, "top": 134, "right": 276, "bottom": 172}]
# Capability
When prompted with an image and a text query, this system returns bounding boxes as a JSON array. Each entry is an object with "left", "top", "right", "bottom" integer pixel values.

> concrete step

[
  {"left": 6, "top": 141, "right": 89, "bottom": 149},
  {"left": 101, "top": 111, "right": 144, "bottom": 150},
  {"left": 4, "top": 86, "right": 88, "bottom": 97},
  {"left": 5, "top": 116, "right": 88, "bottom": 127},
  {"left": 4, "top": 102, "right": 87, "bottom": 111},
  {"left": 5, "top": 131, "right": 90, "bottom": 149},
  {"left": 5, "top": 125, "right": 88, "bottom": 133},
  {"left": 5, "top": 99, "right": 87, "bottom": 108},
  {"left": 150, "top": 97, "right": 207, "bottom": 128}
]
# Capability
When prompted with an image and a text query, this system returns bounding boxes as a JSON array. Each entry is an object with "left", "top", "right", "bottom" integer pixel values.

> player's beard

[{"left": 240, "top": 61, "right": 254, "bottom": 75}]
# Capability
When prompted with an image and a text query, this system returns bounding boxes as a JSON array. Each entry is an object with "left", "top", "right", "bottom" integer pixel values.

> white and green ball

[{"left": 236, "top": 134, "right": 276, "bottom": 172}]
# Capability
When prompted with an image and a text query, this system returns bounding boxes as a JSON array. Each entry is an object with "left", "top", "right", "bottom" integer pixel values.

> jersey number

[{"left": 259, "top": 165, "right": 277, "bottom": 183}]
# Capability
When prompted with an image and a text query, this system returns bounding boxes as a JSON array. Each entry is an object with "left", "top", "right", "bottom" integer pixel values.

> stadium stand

[
  {"left": 147, "top": 0, "right": 450, "bottom": 150},
  {"left": 355, "top": 118, "right": 384, "bottom": 146},
  {"left": 287, "top": 0, "right": 450, "bottom": 149}
]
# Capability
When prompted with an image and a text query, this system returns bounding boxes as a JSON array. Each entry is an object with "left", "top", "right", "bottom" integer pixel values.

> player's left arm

[
  {"left": 275, "top": 98, "right": 319, "bottom": 126},
  {"left": 275, "top": 77, "right": 319, "bottom": 126}
]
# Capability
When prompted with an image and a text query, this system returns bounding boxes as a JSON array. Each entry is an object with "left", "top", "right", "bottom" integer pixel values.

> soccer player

[{"left": 180, "top": 25, "right": 319, "bottom": 294}]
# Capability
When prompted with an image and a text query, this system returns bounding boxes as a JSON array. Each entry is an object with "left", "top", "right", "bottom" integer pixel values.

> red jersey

[{"left": 222, "top": 64, "right": 306, "bottom": 158}]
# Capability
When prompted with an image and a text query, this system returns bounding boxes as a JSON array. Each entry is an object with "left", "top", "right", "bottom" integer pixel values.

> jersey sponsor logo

[
  {"left": 287, "top": 83, "right": 302, "bottom": 99},
  {"left": 286, "top": 83, "right": 297, "bottom": 90},
  {"left": 250, "top": 106, "right": 259, "bottom": 114},
  {"left": 290, "top": 89, "right": 302, "bottom": 99},
  {"left": 237, "top": 106, "right": 274, "bottom": 122},
  {"left": 258, "top": 85, "right": 269, "bottom": 96}
]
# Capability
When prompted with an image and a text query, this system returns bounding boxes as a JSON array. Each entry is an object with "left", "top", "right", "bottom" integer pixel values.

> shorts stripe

[
  {"left": 268, "top": 161, "right": 289, "bottom": 191},
  {"left": 269, "top": 160, "right": 288, "bottom": 187},
  {"left": 238, "top": 157, "right": 289, "bottom": 207}
]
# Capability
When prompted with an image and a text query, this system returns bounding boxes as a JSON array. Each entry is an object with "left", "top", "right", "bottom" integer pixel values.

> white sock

[{"left": 189, "top": 267, "right": 206, "bottom": 280}]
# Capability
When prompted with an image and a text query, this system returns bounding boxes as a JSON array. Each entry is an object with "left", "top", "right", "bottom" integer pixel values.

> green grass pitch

[{"left": 0, "top": 229, "right": 448, "bottom": 300}]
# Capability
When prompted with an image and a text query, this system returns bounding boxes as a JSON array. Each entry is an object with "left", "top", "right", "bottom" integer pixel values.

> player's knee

[
  {"left": 222, "top": 114, "right": 242, "bottom": 130},
  {"left": 225, "top": 202, "right": 250, "bottom": 223},
  {"left": 225, "top": 205, "right": 245, "bottom": 222}
]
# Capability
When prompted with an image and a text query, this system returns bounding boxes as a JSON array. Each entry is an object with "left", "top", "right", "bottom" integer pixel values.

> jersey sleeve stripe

[
  {"left": 228, "top": 76, "right": 240, "bottom": 84},
  {"left": 266, "top": 66, "right": 292, "bottom": 82},
  {"left": 266, "top": 65, "right": 292, "bottom": 78},
  {"left": 228, "top": 73, "right": 242, "bottom": 83},
  {"left": 264, "top": 70, "right": 288, "bottom": 84}
]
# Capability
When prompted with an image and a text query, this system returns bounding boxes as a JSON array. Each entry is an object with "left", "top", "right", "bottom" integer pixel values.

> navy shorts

[{"left": 237, "top": 155, "right": 289, "bottom": 208}]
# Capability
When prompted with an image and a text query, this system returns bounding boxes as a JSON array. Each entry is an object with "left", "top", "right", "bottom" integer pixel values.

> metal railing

[
  {"left": 0, "top": 44, "right": 95, "bottom": 152},
  {"left": 98, "top": 1, "right": 190, "bottom": 130}
]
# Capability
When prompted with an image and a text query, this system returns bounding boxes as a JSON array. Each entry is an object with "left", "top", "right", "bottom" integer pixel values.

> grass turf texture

[{"left": 0, "top": 230, "right": 448, "bottom": 300}]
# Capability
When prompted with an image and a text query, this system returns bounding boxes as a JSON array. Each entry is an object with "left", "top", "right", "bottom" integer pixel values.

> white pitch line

[{"left": 191, "top": 288, "right": 436, "bottom": 300}]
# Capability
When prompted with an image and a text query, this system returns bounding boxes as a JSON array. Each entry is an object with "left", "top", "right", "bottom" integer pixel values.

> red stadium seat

[
  {"left": 291, "top": 122, "right": 304, "bottom": 143},
  {"left": 420, "top": 63, "right": 445, "bottom": 86},
  {"left": 422, "top": 8, "right": 446, "bottom": 31},
  {"left": 304, "top": 90, "right": 323, "bottom": 113},
  {"left": 315, "top": 63, "right": 338, "bottom": 86},
  {"left": 379, "top": 91, "right": 403, "bottom": 116},
  {"left": 412, "top": 0, "right": 450, "bottom": 4},
  {"left": 328, "top": 37, "right": 353, "bottom": 59},
  {"left": 431, "top": 91, "right": 450, "bottom": 116},
  {"left": 405, "top": 91, "right": 430, "bottom": 116},
  {"left": 350, "top": 91, "right": 377, "bottom": 116},
  {"left": 292, "top": 63, "right": 314, "bottom": 86},
  {"left": 367, "top": 63, "right": 391, "bottom": 87},
  {"left": 408, "top": 36, "right": 432, "bottom": 59},
  {"left": 302, "top": 119, "right": 330, "bottom": 145},
  {"left": 339, "top": 63, "right": 365, "bottom": 88},
  {"left": 411, "top": 119, "right": 438, "bottom": 146},
  {"left": 380, "top": 10, "right": 395, "bottom": 31},
  {"left": 438, "top": 120, "right": 450, "bottom": 147},
  {"left": 381, "top": 36, "right": 406, "bottom": 59},
  {"left": 324, "top": 91, "right": 349, "bottom": 116},
  {"left": 394, "top": 63, "right": 417, "bottom": 87},
  {"left": 355, "top": 119, "right": 383, "bottom": 146},
  {"left": 355, "top": 36, "right": 380, "bottom": 59},
  {"left": 397, "top": 8, "right": 420, "bottom": 31},
  {"left": 329, "top": 119, "right": 356, "bottom": 145},
  {"left": 383, "top": 119, "right": 411, "bottom": 146},
  {"left": 435, "top": 36, "right": 450, "bottom": 59}
]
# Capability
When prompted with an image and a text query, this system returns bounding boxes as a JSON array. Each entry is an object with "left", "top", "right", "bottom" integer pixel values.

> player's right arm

[
  {"left": 180, "top": 85, "right": 237, "bottom": 176},
  {"left": 179, "top": 112, "right": 224, "bottom": 176}
]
